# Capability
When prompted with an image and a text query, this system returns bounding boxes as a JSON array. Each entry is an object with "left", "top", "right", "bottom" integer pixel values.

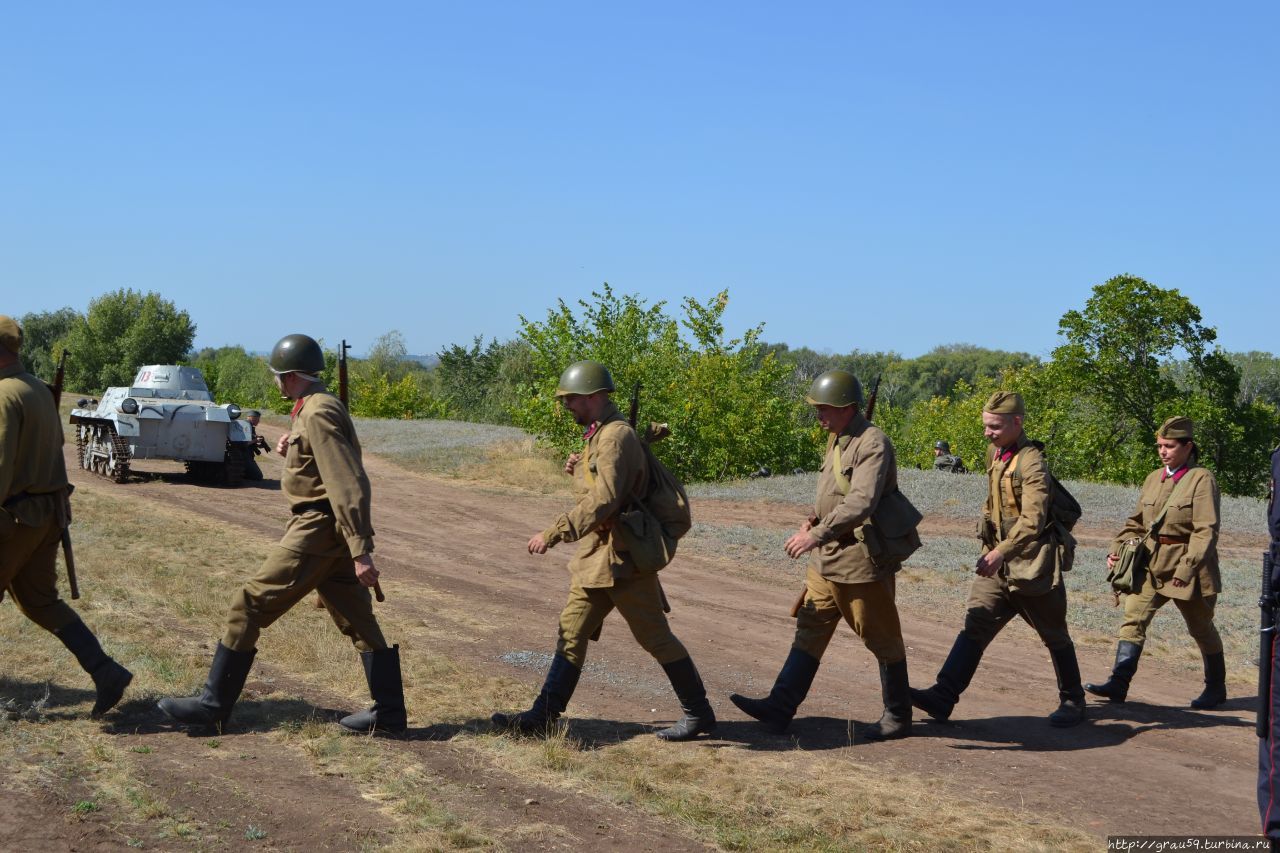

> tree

[
  {"left": 17, "top": 307, "right": 80, "bottom": 383},
  {"left": 62, "top": 290, "right": 196, "bottom": 393}
]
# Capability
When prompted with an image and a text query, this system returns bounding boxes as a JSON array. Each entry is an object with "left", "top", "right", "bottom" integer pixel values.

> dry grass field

[{"left": 0, "top": 414, "right": 1264, "bottom": 850}]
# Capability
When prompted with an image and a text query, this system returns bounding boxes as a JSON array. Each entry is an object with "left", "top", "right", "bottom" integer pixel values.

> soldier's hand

[
  {"left": 975, "top": 549, "right": 1004, "bottom": 577},
  {"left": 564, "top": 452, "right": 581, "bottom": 475},
  {"left": 528, "top": 533, "right": 549, "bottom": 555},
  {"left": 1171, "top": 577, "right": 1189, "bottom": 588},
  {"left": 1106, "top": 553, "right": 1119, "bottom": 570},
  {"left": 354, "top": 554, "right": 380, "bottom": 587},
  {"left": 784, "top": 530, "right": 820, "bottom": 559},
  {"left": 275, "top": 433, "right": 290, "bottom": 456}
]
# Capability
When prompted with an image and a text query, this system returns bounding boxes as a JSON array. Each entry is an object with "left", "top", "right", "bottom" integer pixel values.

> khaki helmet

[
  {"left": 804, "top": 370, "right": 863, "bottom": 408},
  {"left": 269, "top": 334, "right": 325, "bottom": 375},
  {"left": 555, "top": 360, "right": 615, "bottom": 397}
]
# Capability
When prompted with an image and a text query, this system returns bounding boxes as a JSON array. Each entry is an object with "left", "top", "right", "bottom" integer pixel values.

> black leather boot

[
  {"left": 862, "top": 659, "right": 912, "bottom": 741},
  {"left": 491, "top": 653, "right": 581, "bottom": 735},
  {"left": 910, "top": 632, "right": 983, "bottom": 721},
  {"left": 158, "top": 643, "right": 256, "bottom": 731},
  {"left": 1084, "top": 641, "right": 1142, "bottom": 703},
  {"left": 340, "top": 645, "right": 407, "bottom": 734},
  {"left": 655, "top": 656, "right": 717, "bottom": 741},
  {"left": 1190, "top": 651, "right": 1227, "bottom": 709},
  {"left": 729, "top": 648, "right": 820, "bottom": 734},
  {"left": 1048, "top": 644, "right": 1086, "bottom": 727},
  {"left": 55, "top": 618, "right": 133, "bottom": 718}
]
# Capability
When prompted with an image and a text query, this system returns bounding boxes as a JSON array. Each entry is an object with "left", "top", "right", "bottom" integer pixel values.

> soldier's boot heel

[
  {"left": 1083, "top": 641, "right": 1142, "bottom": 704},
  {"left": 863, "top": 659, "right": 912, "bottom": 741},
  {"left": 491, "top": 653, "right": 580, "bottom": 735},
  {"left": 910, "top": 632, "right": 983, "bottom": 722},
  {"left": 728, "top": 648, "right": 820, "bottom": 734},
  {"left": 656, "top": 656, "right": 716, "bottom": 742},
  {"left": 55, "top": 618, "right": 135, "bottom": 718},
  {"left": 1048, "top": 644, "right": 1086, "bottom": 728},
  {"left": 340, "top": 645, "right": 407, "bottom": 734},
  {"left": 1190, "top": 651, "right": 1227, "bottom": 710},
  {"left": 158, "top": 643, "right": 256, "bottom": 731}
]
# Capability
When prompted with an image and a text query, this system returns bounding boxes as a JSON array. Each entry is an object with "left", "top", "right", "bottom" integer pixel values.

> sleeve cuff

[{"left": 346, "top": 535, "right": 374, "bottom": 558}]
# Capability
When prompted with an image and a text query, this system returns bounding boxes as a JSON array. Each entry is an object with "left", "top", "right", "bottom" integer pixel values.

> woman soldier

[{"left": 1085, "top": 416, "right": 1227, "bottom": 709}]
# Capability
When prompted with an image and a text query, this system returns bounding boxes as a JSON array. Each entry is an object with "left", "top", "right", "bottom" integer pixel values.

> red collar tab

[
  {"left": 583, "top": 422, "right": 599, "bottom": 441},
  {"left": 1163, "top": 465, "right": 1189, "bottom": 483},
  {"left": 290, "top": 397, "right": 307, "bottom": 420},
  {"left": 996, "top": 445, "right": 1016, "bottom": 463}
]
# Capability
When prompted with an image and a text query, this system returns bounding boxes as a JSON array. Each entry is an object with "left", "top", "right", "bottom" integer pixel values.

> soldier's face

[
  {"left": 814, "top": 404, "right": 854, "bottom": 434},
  {"left": 1157, "top": 436, "right": 1192, "bottom": 469},
  {"left": 559, "top": 393, "right": 594, "bottom": 426},
  {"left": 982, "top": 412, "right": 1021, "bottom": 447}
]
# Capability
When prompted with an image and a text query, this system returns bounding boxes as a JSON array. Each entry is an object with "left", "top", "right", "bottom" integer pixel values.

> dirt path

[{"left": 32, "top": 435, "right": 1265, "bottom": 846}]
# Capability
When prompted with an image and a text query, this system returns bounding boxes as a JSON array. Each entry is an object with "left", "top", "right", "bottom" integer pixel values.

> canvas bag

[{"left": 611, "top": 424, "right": 692, "bottom": 573}]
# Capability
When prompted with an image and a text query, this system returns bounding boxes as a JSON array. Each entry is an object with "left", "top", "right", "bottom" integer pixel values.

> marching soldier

[
  {"left": 729, "top": 370, "right": 922, "bottom": 740},
  {"left": 491, "top": 361, "right": 715, "bottom": 741},
  {"left": 0, "top": 314, "right": 132, "bottom": 717},
  {"left": 1086, "top": 417, "right": 1225, "bottom": 707},
  {"left": 911, "top": 391, "right": 1085, "bottom": 727},
  {"left": 159, "top": 334, "right": 407, "bottom": 733}
]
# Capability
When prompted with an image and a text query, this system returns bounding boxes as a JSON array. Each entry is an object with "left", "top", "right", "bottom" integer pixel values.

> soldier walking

[
  {"left": 491, "top": 361, "right": 715, "bottom": 741},
  {"left": 159, "top": 334, "right": 407, "bottom": 733},
  {"left": 911, "top": 391, "right": 1085, "bottom": 727},
  {"left": 729, "top": 370, "right": 922, "bottom": 740},
  {"left": 0, "top": 315, "right": 132, "bottom": 717}
]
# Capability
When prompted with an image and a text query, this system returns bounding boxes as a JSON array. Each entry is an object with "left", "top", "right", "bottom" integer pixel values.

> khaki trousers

[
  {"left": 1117, "top": 572, "right": 1222, "bottom": 654},
  {"left": 793, "top": 567, "right": 906, "bottom": 665},
  {"left": 963, "top": 573, "right": 1073, "bottom": 651},
  {"left": 223, "top": 546, "right": 387, "bottom": 653},
  {"left": 556, "top": 574, "right": 687, "bottom": 668},
  {"left": 0, "top": 517, "right": 76, "bottom": 633}
]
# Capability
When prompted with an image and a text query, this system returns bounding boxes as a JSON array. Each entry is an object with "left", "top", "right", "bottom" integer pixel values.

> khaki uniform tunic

[
  {"left": 0, "top": 360, "right": 77, "bottom": 631},
  {"left": 541, "top": 403, "right": 686, "bottom": 668},
  {"left": 964, "top": 434, "right": 1073, "bottom": 651},
  {"left": 794, "top": 413, "right": 909, "bottom": 665},
  {"left": 223, "top": 385, "right": 387, "bottom": 653},
  {"left": 1112, "top": 464, "right": 1222, "bottom": 653}
]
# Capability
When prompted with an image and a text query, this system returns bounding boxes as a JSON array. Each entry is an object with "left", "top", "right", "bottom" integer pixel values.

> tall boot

[
  {"left": 729, "top": 648, "right": 820, "bottom": 734},
  {"left": 909, "top": 632, "right": 983, "bottom": 721},
  {"left": 1190, "top": 651, "right": 1227, "bottom": 710},
  {"left": 157, "top": 643, "right": 256, "bottom": 731},
  {"left": 862, "top": 659, "right": 912, "bottom": 741},
  {"left": 1084, "top": 641, "right": 1142, "bottom": 703},
  {"left": 340, "top": 645, "right": 407, "bottom": 734},
  {"left": 655, "top": 656, "right": 716, "bottom": 742},
  {"left": 1048, "top": 645, "right": 1086, "bottom": 727},
  {"left": 55, "top": 618, "right": 133, "bottom": 718},
  {"left": 491, "top": 653, "right": 581, "bottom": 735}
]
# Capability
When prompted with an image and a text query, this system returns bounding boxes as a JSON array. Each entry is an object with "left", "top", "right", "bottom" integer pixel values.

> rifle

[
  {"left": 52, "top": 349, "right": 67, "bottom": 409},
  {"left": 336, "top": 339, "right": 384, "bottom": 604},
  {"left": 44, "top": 350, "right": 80, "bottom": 599},
  {"left": 1261, "top": 549, "right": 1275, "bottom": 737},
  {"left": 338, "top": 339, "right": 351, "bottom": 411},
  {"left": 629, "top": 381, "right": 641, "bottom": 429},
  {"left": 790, "top": 374, "right": 882, "bottom": 618}
]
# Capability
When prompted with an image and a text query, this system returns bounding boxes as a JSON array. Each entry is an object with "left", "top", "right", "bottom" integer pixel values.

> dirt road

[{"left": 19, "top": 435, "right": 1263, "bottom": 848}]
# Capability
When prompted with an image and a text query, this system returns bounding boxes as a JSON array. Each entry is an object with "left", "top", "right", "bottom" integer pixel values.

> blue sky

[{"left": 3, "top": 3, "right": 1275, "bottom": 360}]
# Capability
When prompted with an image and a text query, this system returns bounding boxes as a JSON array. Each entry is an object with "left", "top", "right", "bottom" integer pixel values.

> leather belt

[
  {"left": 292, "top": 499, "right": 333, "bottom": 515},
  {"left": 1156, "top": 534, "right": 1189, "bottom": 545}
]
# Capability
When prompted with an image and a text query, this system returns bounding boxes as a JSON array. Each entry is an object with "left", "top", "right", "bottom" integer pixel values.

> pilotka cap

[
  {"left": 983, "top": 391, "right": 1025, "bottom": 416},
  {"left": 0, "top": 315, "right": 22, "bottom": 355}
]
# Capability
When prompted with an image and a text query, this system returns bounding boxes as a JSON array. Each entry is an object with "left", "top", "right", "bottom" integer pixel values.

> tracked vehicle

[{"left": 69, "top": 365, "right": 254, "bottom": 485}]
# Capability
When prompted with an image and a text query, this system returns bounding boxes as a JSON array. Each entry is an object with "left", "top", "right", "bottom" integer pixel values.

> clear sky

[{"left": 3, "top": 2, "right": 1275, "bottom": 360}]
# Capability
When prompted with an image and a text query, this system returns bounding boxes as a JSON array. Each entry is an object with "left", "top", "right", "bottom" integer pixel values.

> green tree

[
  {"left": 16, "top": 307, "right": 80, "bottom": 383},
  {"left": 188, "top": 346, "right": 281, "bottom": 412},
  {"left": 62, "top": 290, "right": 196, "bottom": 393},
  {"left": 514, "top": 286, "right": 817, "bottom": 482},
  {"left": 435, "top": 337, "right": 534, "bottom": 424}
]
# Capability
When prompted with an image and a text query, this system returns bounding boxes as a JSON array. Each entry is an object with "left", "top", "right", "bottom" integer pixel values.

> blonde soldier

[
  {"left": 730, "top": 370, "right": 922, "bottom": 739},
  {"left": 911, "top": 391, "right": 1086, "bottom": 727},
  {"left": 0, "top": 315, "right": 132, "bottom": 717},
  {"left": 159, "top": 334, "right": 406, "bottom": 733},
  {"left": 491, "top": 361, "right": 715, "bottom": 741},
  {"left": 1085, "top": 417, "right": 1226, "bottom": 708}
]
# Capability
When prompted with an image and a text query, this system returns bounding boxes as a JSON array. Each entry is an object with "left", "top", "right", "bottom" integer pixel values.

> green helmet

[
  {"left": 269, "top": 334, "right": 325, "bottom": 375},
  {"left": 804, "top": 370, "right": 863, "bottom": 408},
  {"left": 555, "top": 360, "right": 615, "bottom": 397}
]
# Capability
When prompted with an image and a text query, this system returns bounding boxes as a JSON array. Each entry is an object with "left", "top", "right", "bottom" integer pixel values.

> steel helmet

[
  {"left": 269, "top": 334, "right": 325, "bottom": 375},
  {"left": 804, "top": 370, "right": 863, "bottom": 408},
  {"left": 555, "top": 360, "right": 615, "bottom": 397},
  {"left": 935, "top": 440, "right": 951, "bottom": 452}
]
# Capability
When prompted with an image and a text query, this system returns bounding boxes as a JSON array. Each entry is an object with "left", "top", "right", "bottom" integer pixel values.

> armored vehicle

[{"left": 70, "top": 365, "right": 254, "bottom": 486}]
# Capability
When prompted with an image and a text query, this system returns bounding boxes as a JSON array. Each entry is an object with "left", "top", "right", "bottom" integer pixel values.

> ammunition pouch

[
  {"left": 854, "top": 488, "right": 923, "bottom": 571},
  {"left": 612, "top": 502, "right": 678, "bottom": 574}
]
